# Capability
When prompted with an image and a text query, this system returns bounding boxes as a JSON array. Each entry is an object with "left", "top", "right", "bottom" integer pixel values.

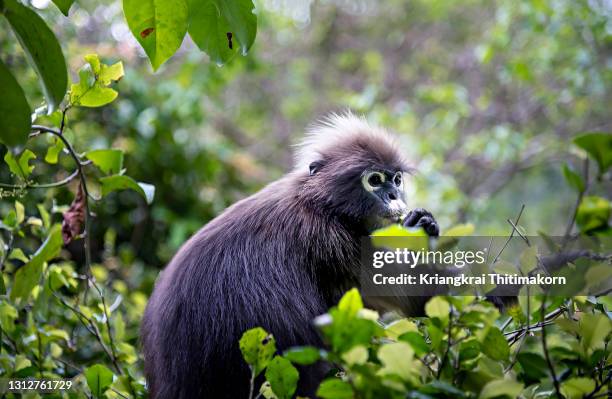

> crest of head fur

[{"left": 294, "top": 111, "right": 401, "bottom": 172}]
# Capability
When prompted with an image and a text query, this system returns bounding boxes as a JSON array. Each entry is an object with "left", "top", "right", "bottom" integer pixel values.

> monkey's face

[{"left": 360, "top": 169, "right": 407, "bottom": 230}]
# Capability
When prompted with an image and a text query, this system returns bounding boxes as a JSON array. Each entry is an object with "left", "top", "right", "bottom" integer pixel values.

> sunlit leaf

[
  {"left": 123, "top": 0, "right": 188, "bottom": 70},
  {"left": 239, "top": 327, "right": 276, "bottom": 376},
  {"left": 316, "top": 379, "right": 353, "bottom": 399},
  {"left": 69, "top": 55, "right": 124, "bottom": 107},
  {"left": 377, "top": 342, "right": 415, "bottom": 380},
  {"left": 85, "top": 149, "right": 124, "bottom": 175},
  {"left": 4, "top": 149, "right": 36, "bottom": 180}
]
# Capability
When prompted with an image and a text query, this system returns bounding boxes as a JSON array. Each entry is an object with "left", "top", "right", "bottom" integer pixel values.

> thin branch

[
  {"left": 0, "top": 169, "right": 80, "bottom": 189},
  {"left": 540, "top": 294, "right": 562, "bottom": 398},
  {"left": 492, "top": 204, "right": 525, "bottom": 263},
  {"left": 437, "top": 305, "right": 453, "bottom": 378}
]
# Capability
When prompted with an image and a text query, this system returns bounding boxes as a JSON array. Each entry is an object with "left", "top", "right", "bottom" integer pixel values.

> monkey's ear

[{"left": 309, "top": 161, "right": 324, "bottom": 176}]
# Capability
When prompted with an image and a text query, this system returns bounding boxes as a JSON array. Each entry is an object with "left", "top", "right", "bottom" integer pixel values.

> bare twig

[
  {"left": 540, "top": 294, "right": 561, "bottom": 398},
  {"left": 492, "top": 204, "right": 525, "bottom": 263}
]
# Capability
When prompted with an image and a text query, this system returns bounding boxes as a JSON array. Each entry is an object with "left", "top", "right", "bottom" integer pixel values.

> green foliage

[
  {"left": 84, "top": 364, "right": 115, "bottom": 398},
  {"left": 69, "top": 54, "right": 124, "bottom": 107},
  {"left": 2, "top": 0, "right": 67, "bottom": 113},
  {"left": 0, "top": 59, "right": 30, "bottom": 147},
  {"left": 573, "top": 132, "right": 612, "bottom": 176},
  {"left": 242, "top": 289, "right": 612, "bottom": 399},
  {"left": 122, "top": 0, "right": 189, "bottom": 71}
]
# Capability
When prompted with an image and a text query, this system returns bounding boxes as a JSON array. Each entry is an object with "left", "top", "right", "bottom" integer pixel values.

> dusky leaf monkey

[{"left": 141, "top": 113, "right": 440, "bottom": 398}]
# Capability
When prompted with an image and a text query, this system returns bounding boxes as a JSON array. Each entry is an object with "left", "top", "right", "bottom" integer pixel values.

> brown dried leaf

[{"left": 62, "top": 183, "right": 86, "bottom": 244}]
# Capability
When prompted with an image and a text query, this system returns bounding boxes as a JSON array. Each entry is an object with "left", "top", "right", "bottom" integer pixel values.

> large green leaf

[
  {"left": 2, "top": 0, "right": 67, "bottom": 112},
  {"left": 123, "top": 0, "right": 188, "bottom": 70},
  {"left": 51, "top": 0, "right": 75, "bottom": 16},
  {"left": 218, "top": 0, "right": 256, "bottom": 55},
  {"left": 573, "top": 132, "right": 612, "bottom": 175},
  {"left": 11, "top": 224, "right": 62, "bottom": 302},
  {"left": 84, "top": 364, "right": 114, "bottom": 398},
  {"left": 0, "top": 59, "right": 30, "bottom": 147},
  {"left": 99, "top": 175, "right": 155, "bottom": 204},
  {"left": 576, "top": 196, "right": 611, "bottom": 233},
  {"left": 188, "top": 0, "right": 257, "bottom": 65}
]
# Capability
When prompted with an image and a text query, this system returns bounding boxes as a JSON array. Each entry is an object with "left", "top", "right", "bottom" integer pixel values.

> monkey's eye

[
  {"left": 367, "top": 172, "right": 385, "bottom": 187},
  {"left": 393, "top": 173, "right": 402, "bottom": 187}
]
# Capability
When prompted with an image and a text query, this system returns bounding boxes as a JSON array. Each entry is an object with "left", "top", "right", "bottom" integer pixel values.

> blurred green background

[{"left": 3, "top": 0, "right": 611, "bottom": 270}]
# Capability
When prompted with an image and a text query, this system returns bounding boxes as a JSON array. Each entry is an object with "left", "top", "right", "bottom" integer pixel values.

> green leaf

[
  {"left": 385, "top": 318, "right": 418, "bottom": 340},
  {"left": 123, "top": 0, "right": 188, "bottom": 70},
  {"left": 399, "top": 331, "right": 429, "bottom": 357},
  {"left": 265, "top": 356, "right": 299, "bottom": 399},
  {"left": 3, "top": 0, "right": 67, "bottom": 112},
  {"left": 188, "top": 0, "right": 257, "bottom": 66},
  {"left": 69, "top": 55, "right": 124, "bottom": 107},
  {"left": 0, "top": 301, "right": 18, "bottom": 333},
  {"left": 218, "top": 0, "right": 256, "bottom": 55},
  {"left": 516, "top": 352, "right": 548, "bottom": 381},
  {"left": 377, "top": 342, "right": 415, "bottom": 380},
  {"left": 51, "top": 0, "right": 75, "bottom": 16},
  {"left": 482, "top": 327, "right": 509, "bottom": 361},
  {"left": 239, "top": 327, "right": 276, "bottom": 376},
  {"left": 85, "top": 149, "right": 124, "bottom": 175},
  {"left": 0, "top": 59, "right": 31, "bottom": 147},
  {"left": 573, "top": 132, "right": 612, "bottom": 174},
  {"left": 4, "top": 149, "right": 36, "bottom": 180},
  {"left": 425, "top": 296, "right": 450, "bottom": 321},
  {"left": 576, "top": 196, "right": 611, "bottom": 233},
  {"left": 562, "top": 163, "right": 585, "bottom": 193},
  {"left": 316, "top": 379, "right": 354, "bottom": 399},
  {"left": 100, "top": 175, "right": 155, "bottom": 204},
  {"left": 560, "top": 377, "right": 596, "bottom": 399},
  {"left": 478, "top": 379, "right": 523, "bottom": 399},
  {"left": 282, "top": 346, "right": 320, "bottom": 365},
  {"left": 45, "top": 137, "right": 65, "bottom": 164},
  {"left": 579, "top": 313, "right": 612, "bottom": 353},
  {"left": 337, "top": 288, "right": 363, "bottom": 317},
  {"left": 84, "top": 364, "right": 114, "bottom": 398},
  {"left": 341, "top": 345, "right": 368, "bottom": 366},
  {"left": 15, "top": 201, "right": 24, "bottom": 224},
  {"left": 11, "top": 224, "right": 62, "bottom": 302},
  {"left": 518, "top": 246, "right": 538, "bottom": 275}
]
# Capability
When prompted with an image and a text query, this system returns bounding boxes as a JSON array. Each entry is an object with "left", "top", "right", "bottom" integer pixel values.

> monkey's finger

[
  {"left": 403, "top": 208, "right": 431, "bottom": 227},
  {"left": 415, "top": 216, "right": 439, "bottom": 237}
]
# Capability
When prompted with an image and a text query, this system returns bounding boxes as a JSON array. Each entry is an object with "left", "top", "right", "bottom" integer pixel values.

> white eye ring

[{"left": 362, "top": 171, "right": 386, "bottom": 192}]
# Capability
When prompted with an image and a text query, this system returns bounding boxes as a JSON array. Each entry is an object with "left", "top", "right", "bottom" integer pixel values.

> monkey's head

[{"left": 296, "top": 113, "right": 412, "bottom": 232}]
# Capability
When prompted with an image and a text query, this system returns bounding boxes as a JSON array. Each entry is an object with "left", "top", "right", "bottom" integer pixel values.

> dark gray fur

[{"left": 141, "top": 127, "right": 418, "bottom": 398}]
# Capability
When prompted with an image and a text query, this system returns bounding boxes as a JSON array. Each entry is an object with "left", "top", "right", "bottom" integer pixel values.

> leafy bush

[{"left": 241, "top": 290, "right": 611, "bottom": 399}]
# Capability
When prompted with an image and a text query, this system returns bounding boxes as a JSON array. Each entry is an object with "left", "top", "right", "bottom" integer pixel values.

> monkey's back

[{"left": 141, "top": 176, "right": 357, "bottom": 399}]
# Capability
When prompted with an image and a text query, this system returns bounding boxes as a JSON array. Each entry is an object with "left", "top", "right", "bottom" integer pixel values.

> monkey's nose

[{"left": 386, "top": 191, "right": 397, "bottom": 201}]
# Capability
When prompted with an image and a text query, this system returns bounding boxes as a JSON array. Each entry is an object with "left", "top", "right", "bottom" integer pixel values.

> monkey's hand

[{"left": 403, "top": 208, "right": 439, "bottom": 237}]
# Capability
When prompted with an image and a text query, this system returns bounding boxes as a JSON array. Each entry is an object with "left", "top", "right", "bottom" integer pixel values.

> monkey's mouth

[{"left": 380, "top": 210, "right": 406, "bottom": 225}]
